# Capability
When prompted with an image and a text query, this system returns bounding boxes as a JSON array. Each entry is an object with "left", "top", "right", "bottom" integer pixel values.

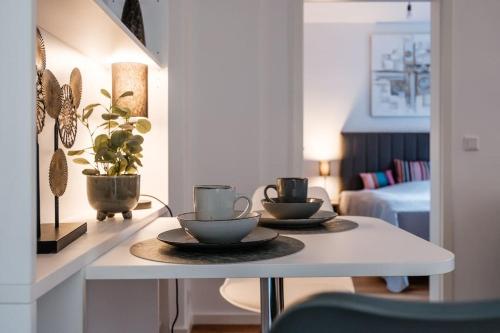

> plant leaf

[
  {"left": 111, "top": 106, "right": 128, "bottom": 117},
  {"left": 135, "top": 118, "right": 151, "bottom": 134},
  {"left": 95, "top": 148, "right": 116, "bottom": 163},
  {"left": 126, "top": 166, "right": 137, "bottom": 174},
  {"left": 102, "top": 113, "right": 119, "bottom": 121},
  {"left": 82, "top": 168, "right": 100, "bottom": 176},
  {"left": 107, "top": 166, "right": 117, "bottom": 176},
  {"left": 119, "top": 91, "right": 134, "bottom": 98},
  {"left": 83, "top": 108, "right": 94, "bottom": 121},
  {"left": 119, "top": 157, "right": 128, "bottom": 174},
  {"left": 119, "top": 123, "right": 134, "bottom": 131},
  {"left": 133, "top": 155, "right": 143, "bottom": 167},
  {"left": 94, "top": 134, "right": 109, "bottom": 153},
  {"left": 131, "top": 135, "right": 144, "bottom": 144},
  {"left": 73, "top": 158, "right": 90, "bottom": 165},
  {"left": 68, "top": 149, "right": 85, "bottom": 156},
  {"left": 100, "top": 89, "right": 111, "bottom": 98},
  {"left": 110, "top": 130, "right": 130, "bottom": 149},
  {"left": 126, "top": 140, "right": 142, "bottom": 154},
  {"left": 84, "top": 103, "right": 100, "bottom": 111},
  {"left": 104, "top": 120, "right": 119, "bottom": 129}
]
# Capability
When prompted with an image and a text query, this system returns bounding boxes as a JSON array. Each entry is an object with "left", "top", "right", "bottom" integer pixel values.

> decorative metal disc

[
  {"left": 58, "top": 84, "right": 78, "bottom": 148},
  {"left": 42, "top": 69, "right": 62, "bottom": 119},
  {"left": 49, "top": 149, "right": 68, "bottom": 197},
  {"left": 36, "top": 71, "right": 45, "bottom": 134},
  {"left": 70, "top": 68, "right": 82, "bottom": 109},
  {"left": 36, "top": 28, "right": 46, "bottom": 73}
]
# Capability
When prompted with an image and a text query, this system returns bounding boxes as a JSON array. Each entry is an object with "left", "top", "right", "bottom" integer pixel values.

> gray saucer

[
  {"left": 157, "top": 227, "right": 278, "bottom": 250},
  {"left": 258, "top": 210, "right": 337, "bottom": 228}
]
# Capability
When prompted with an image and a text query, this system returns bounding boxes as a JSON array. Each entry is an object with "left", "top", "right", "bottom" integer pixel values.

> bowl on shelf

[
  {"left": 262, "top": 198, "right": 323, "bottom": 219},
  {"left": 177, "top": 211, "right": 260, "bottom": 244}
]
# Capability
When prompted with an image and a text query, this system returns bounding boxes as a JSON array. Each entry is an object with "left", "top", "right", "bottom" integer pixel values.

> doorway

[{"left": 303, "top": 0, "right": 444, "bottom": 300}]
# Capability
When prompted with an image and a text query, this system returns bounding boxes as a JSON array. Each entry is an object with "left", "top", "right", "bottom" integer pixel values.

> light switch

[{"left": 463, "top": 136, "right": 480, "bottom": 151}]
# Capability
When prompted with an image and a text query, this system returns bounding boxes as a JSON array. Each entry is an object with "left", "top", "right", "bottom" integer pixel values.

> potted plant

[{"left": 69, "top": 89, "right": 151, "bottom": 221}]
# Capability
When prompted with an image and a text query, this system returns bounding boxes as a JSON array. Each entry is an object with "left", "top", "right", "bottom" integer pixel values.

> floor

[{"left": 191, "top": 277, "right": 429, "bottom": 333}]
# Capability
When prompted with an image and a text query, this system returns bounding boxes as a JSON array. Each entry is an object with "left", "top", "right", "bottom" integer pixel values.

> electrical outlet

[{"left": 463, "top": 136, "right": 480, "bottom": 151}]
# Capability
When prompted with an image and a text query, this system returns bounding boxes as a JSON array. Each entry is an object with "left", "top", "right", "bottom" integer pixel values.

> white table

[{"left": 86, "top": 216, "right": 454, "bottom": 332}]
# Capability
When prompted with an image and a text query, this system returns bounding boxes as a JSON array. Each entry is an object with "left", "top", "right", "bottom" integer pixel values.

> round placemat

[
  {"left": 263, "top": 219, "right": 359, "bottom": 235},
  {"left": 130, "top": 235, "right": 304, "bottom": 265}
]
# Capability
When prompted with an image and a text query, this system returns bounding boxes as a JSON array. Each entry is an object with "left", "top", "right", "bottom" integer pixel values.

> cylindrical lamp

[
  {"left": 112, "top": 62, "right": 148, "bottom": 117},
  {"left": 319, "top": 160, "right": 331, "bottom": 177}
]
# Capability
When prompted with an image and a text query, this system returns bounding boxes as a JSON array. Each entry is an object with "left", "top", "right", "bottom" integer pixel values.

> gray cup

[{"left": 264, "top": 178, "right": 308, "bottom": 203}]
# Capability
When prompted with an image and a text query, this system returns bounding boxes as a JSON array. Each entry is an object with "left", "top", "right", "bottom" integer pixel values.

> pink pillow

[{"left": 359, "top": 170, "right": 395, "bottom": 189}]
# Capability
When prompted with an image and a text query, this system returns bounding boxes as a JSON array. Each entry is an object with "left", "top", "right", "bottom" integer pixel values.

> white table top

[{"left": 86, "top": 216, "right": 454, "bottom": 280}]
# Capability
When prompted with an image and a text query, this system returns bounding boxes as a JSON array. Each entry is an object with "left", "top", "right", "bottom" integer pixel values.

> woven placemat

[
  {"left": 130, "top": 236, "right": 305, "bottom": 265},
  {"left": 262, "top": 219, "right": 359, "bottom": 235}
]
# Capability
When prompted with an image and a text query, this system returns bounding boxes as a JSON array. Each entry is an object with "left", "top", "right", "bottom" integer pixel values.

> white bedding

[
  {"left": 339, "top": 180, "right": 430, "bottom": 227},
  {"left": 339, "top": 180, "right": 430, "bottom": 293}
]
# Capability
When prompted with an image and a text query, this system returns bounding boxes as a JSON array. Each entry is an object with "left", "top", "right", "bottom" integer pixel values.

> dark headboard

[{"left": 339, "top": 132, "right": 430, "bottom": 191}]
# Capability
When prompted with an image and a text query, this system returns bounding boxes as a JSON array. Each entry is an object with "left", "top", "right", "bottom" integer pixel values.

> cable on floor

[{"left": 139, "top": 194, "right": 177, "bottom": 332}]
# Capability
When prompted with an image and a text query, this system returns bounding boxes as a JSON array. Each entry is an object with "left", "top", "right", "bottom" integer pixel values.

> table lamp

[{"left": 112, "top": 62, "right": 151, "bottom": 209}]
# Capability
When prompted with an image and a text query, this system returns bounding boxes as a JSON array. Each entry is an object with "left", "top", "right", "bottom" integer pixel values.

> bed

[{"left": 339, "top": 132, "right": 430, "bottom": 292}]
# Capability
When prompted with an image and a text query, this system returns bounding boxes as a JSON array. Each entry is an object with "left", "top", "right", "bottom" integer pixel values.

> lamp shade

[{"left": 112, "top": 62, "right": 148, "bottom": 117}]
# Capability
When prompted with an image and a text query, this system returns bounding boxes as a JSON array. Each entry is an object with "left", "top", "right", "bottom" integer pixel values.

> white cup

[{"left": 193, "top": 185, "right": 252, "bottom": 220}]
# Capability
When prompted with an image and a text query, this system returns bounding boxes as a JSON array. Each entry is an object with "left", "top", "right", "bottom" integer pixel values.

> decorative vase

[{"left": 87, "top": 175, "right": 140, "bottom": 221}]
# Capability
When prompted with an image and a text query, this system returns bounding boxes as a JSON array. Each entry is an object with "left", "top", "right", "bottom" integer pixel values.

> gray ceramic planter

[{"left": 87, "top": 175, "right": 140, "bottom": 221}]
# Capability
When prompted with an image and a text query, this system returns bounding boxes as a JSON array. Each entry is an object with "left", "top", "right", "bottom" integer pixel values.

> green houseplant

[{"left": 70, "top": 89, "right": 151, "bottom": 221}]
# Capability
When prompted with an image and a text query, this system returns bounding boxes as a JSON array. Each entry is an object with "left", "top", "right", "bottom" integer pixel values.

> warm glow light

[
  {"left": 112, "top": 62, "right": 148, "bottom": 117},
  {"left": 319, "top": 160, "right": 331, "bottom": 177}
]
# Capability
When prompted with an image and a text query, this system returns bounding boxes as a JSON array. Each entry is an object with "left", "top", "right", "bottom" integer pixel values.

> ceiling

[{"left": 304, "top": 2, "right": 431, "bottom": 23}]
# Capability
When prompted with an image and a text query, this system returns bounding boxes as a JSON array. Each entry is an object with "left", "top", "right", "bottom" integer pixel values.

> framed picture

[{"left": 371, "top": 34, "right": 431, "bottom": 117}]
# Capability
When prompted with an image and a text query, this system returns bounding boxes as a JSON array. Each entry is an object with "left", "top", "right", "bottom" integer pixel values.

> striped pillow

[
  {"left": 394, "top": 159, "right": 430, "bottom": 183},
  {"left": 359, "top": 170, "right": 395, "bottom": 189}
]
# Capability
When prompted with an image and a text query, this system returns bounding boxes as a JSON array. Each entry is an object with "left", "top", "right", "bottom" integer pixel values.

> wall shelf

[
  {"left": 38, "top": 0, "right": 163, "bottom": 68},
  {"left": 0, "top": 203, "right": 167, "bottom": 303}
]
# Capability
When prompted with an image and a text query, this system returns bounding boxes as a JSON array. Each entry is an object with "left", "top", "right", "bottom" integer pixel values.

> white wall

[
  {"left": 38, "top": 30, "right": 168, "bottom": 222},
  {"left": 0, "top": 1, "right": 37, "bottom": 331},
  {"left": 440, "top": 0, "right": 500, "bottom": 301},
  {"left": 168, "top": 0, "right": 302, "bottom": 328},
  {"left": 303, "top": 4, "right": 430, "bottom": 200}
]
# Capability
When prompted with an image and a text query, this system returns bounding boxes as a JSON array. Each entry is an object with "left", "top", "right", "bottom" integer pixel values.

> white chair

[{"left": 219, "top": 186, "right": 354, "bottom": 313}]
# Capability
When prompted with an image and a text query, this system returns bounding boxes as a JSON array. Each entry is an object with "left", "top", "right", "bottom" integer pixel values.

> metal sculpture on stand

[{"left": 36, "top": 28, "right": 87, "bottom": 254}]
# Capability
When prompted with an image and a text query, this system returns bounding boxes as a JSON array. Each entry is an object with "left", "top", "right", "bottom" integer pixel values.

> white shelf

[
  {"left": 38, "top": 0, "right": 163, "bottom": 68},
  {"left": 0, "top": 204, "right": 167, "bottom": 303}
]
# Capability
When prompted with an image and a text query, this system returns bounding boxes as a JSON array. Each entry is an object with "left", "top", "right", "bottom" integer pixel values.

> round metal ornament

[
  {"left": 42, "top": 69, "right": 62, "bottom": 119},
  {"left": 58, "top": 84, "right": 78, "bottom": 148},
  {"left": 49, "top": 149, "right": 68, "bottom": 197},
  {"left": 70, "top": 68, "right": 82, "bottom": 109}
]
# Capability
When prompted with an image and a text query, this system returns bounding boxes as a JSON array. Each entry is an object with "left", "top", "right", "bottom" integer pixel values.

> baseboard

[
  {"left": 192, "top": 312, "right": 260, "bottom": 325},
  {"left": 160, "top": 322, "right": 192, "bottom": 333}
]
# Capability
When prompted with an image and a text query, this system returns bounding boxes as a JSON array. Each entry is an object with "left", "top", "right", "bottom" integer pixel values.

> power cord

[
  {"left": 171, "top": 279, "right": 179, "bottom": 333},
  {"left": 139, "top": 194, "right": 178, "bottom": 333},
  {"left": 140, "top": 194, "right": 173, "bottom": 217}
]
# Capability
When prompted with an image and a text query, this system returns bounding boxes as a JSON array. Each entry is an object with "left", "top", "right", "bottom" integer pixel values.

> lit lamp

[
  {"left": 112, "top": 62, "right": 148, "bottom": 117},
  {"left": 319, "top": 160, "right": 331, "bottom": 177},
  {"left": 112, "top": 62, "right": 151, "bottom": 209}
]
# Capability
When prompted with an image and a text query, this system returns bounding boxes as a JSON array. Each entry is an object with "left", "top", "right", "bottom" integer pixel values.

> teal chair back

[{"left": 270, "top": 293, "right": 500, "bottom": 333}]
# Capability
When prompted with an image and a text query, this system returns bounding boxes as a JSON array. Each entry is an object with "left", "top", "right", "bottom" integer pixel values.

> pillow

[
  {"left": 394, "top": 159, "right": 430, "bottom": 183},
  {"left": 359, "top": 170, "right": 395, "bottom": 189}
]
